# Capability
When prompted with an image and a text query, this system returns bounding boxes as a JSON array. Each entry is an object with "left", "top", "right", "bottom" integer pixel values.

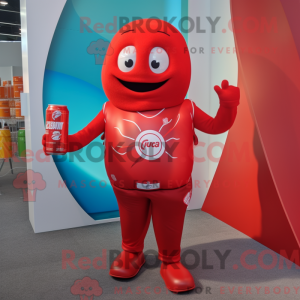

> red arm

[
  {"left": 194, "top": 105, "right": 237, "bottom": 134},
  {"left": 68, "top": 109, "right": 105, "bottom": 152},
  {"left": 42, "top": 109, "right": 105, "bottom": 155},
  {"left": 194, "top": 80, "right": 239, "bottom": 134}
]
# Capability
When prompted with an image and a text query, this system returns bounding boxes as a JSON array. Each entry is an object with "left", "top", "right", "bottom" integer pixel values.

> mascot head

[{"left": 102, "top": 19, "right": 191, "bottom": 112}]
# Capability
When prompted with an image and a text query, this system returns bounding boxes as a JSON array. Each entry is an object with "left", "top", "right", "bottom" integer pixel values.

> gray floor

[{"left": 0, "top": 160, "right": 299, "bottom": 300}]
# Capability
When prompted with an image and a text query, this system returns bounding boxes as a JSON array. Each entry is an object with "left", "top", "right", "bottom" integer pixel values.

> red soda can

[{"left": 45, "top": 104, "right": 69, "bottom": 155}]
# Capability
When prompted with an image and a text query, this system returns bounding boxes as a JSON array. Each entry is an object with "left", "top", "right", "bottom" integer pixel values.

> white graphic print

[
  {"left": 113, "top": 110, "right": 181, "bottom": 160},
  {"left": 136, "top": 181, "right": 160, "bottom": 190},
  {"left": 52, "top": 131, "right": 61, "bottom": 141},
  {"left": 114, "top": 127, "right": 135, "bottom": 140},
  {"left": 135, "top": 130, "right": 165, "bottom": 161},
  {"left": 123, "top": 119, "right": 141, "bottom": 132},
  {"left": 159, "top": 118, "right": 172, "bottom": 132},
  {"left": 52, "top": 110, "right": 61, "bottom": 120},
  {"left": 183, "top": 190, "right": 192, "bottom": 205},
  {"left": 137, "top": 108, "right": 165, "bottom": 118}
]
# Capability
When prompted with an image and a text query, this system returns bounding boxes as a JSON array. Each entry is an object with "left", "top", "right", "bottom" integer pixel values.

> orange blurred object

[
  {"left": 14, "top": 84, "right": 23, "bottom": 98},
  {"left": 13, "top": 76, "right": 23, "bottom": 84},
  {"left": 0, "top": 100, "right": 9, "bottom": 107},
  {"left": 4, "top": 86, "right": 12, "bottom": 99},
  {"left": 9, "top": 99, "right": 16, "bottom": 117},
  {"left": 15, "top": 100, "right": 23, "bottom": 118},
  {"left": 0, "top": 108, "right": 11, "bottom": 118},
  {"left": 3, "top": 80, "right": 12, "bottom": 86},
  {"left": 9, "top": 100, "right": 15, "bottom": 108},
  {"left": 0, "top": 129, "right": 12, "bottom": 158},
  {"left": 0, "top": 99, "right": 10, "bottom": 118},
  {"left": 0, "top": 87, "right": 5, "bottom": 99},
  {"left": 15, "top": 101, "right": 21, "bottom": 108}
]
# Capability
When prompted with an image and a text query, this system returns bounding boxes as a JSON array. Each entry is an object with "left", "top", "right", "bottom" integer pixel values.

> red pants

[{"left": 113, "top": 182, "right": 192, "bottom": 263}]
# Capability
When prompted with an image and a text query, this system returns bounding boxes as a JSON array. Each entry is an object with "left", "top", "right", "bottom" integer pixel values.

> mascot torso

[{"left": 104, "top": 100, "right": 195, "bottom": 190}]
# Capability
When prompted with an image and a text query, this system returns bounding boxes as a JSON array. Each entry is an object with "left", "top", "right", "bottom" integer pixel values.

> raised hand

[{"left": 214, "top": 80, "right": 240, "bottom": 108}]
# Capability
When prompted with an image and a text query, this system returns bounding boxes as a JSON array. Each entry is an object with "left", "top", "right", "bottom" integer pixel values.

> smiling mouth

[{"left": 117, "top": 78, "right": 169, "bottom": 93}]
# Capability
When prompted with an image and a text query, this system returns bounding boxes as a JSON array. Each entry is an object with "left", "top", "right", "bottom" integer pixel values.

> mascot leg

[
  {"left": 109, "top": 183, "right": 195, "bottom": 291},
  {"left": 109, "top": 186, "right": 151, "bottom": 278},
  {"left": 150, "top": 184, "right": 195, "bottom": 293}
]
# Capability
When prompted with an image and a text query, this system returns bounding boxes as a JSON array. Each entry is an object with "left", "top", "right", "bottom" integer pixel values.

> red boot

[
  {"left": 160, "top": 262, "right": 195, "bottom": 292},
  {"left": 109, "top": 251, "right": 145, "bottom": 278}
]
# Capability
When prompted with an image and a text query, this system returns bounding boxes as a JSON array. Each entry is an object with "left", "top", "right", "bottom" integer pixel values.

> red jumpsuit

[
  {"left": 42, "top": 18, "right": 240, "bottom": 291},
  {"left": 68, "top": 99, "right": 237, "bottom": 263}
]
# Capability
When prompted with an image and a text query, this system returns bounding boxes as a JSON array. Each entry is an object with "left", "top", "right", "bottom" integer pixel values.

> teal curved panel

[{"left": 43, "top": 0, "right": 187, "bottom": 220}]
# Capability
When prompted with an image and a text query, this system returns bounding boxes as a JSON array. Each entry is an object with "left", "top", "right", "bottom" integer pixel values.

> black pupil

[
  {"left": 151, "top": 60, "right": 160, "bottom": 69},
  {"left": 125, "top": 59, "right": 133, "bottom": 68}
]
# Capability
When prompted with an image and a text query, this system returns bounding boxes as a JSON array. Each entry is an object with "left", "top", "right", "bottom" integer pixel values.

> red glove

[
  {"left": 214, "top": 80, "right": 240, "bottom": 108},
  {"left": 41, "top": 134, "right": 49, "bottom": 156}
]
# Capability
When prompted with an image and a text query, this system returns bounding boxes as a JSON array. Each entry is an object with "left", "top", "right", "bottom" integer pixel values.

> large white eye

[
  {"left": 118, "top": 46, "right": 136, "bottom": 72},
  {"left": 149, "top": 47, "right": 169, "bottom": 74}
]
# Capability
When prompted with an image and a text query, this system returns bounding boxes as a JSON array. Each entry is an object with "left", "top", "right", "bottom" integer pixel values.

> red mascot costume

[{"left": 42, "top": 19, "right": 239, "bottom": 292}]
